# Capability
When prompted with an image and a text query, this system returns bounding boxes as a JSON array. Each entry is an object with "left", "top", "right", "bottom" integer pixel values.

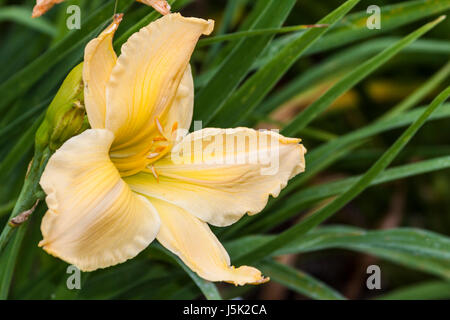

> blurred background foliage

[{"left": 0, "top": 0, "right": 449, "bottom": 300}]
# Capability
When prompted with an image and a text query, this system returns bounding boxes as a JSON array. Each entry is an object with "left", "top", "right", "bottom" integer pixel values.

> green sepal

[{"left": 35, "top": 62, "right": 88, "bottom": 152}]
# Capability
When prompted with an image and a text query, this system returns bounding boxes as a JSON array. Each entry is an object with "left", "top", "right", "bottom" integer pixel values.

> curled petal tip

[
  {"left": 254, "top": 276, "right": 270, "bottom": 285},
  {"left": 31, "top": 10, "right": 41, "bottom": 18},
  {"left": 139, "top": 0, "right": 171, "bottom": 15},
  {"left": 103, "top": 13, "right": 123, "bottom": 35},
  {"left": 32, "top": 0, "right": 63, "bottom": 18},
  {"left": 113, "top": 13, "right": 124, "bottom": 24},
  {"left": 204, "top": 19, "right": 215, "bottom": 35}
]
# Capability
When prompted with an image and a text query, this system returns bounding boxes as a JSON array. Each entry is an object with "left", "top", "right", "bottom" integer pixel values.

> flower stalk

[{"left": 0, "top": 146, "right": 51, "bottom": 253}]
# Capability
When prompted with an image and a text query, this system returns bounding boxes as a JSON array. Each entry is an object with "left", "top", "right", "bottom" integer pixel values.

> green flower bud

[{"left": 35, "top": 63, "right": 89, "bottom": 152}]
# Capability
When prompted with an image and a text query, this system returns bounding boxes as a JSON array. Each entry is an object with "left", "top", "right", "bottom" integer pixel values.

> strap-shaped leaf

[
  {"left": 226, "top": 226, "right": 450, "bottom": 280},
  {"left": 253, "top": 38, "right": 450, "bottom": 120},
  {"left": 257, "top": 0, "right": 450, "bottom": 65},
  {"left": 0, "top": 0, "right": 134, "bottom": 114},
  {"left": 221, "top": 104, "right": 450, "bottom": 239},
  {"left": 193, "top": 0, "right": 296, "bottom": 125},
  {"left": 259, "top": 260, "right": 346, "bottom": 300},
  {"left": 281, "top": 16, "right": 446, "bottom": 135},
  {"left": 206, "top": 0, "right": 361, "bottom": 127}
]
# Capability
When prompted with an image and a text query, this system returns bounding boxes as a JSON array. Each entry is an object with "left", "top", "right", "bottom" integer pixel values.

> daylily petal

[
  {"left": 105, "top": 13, "right": 213, "bottom": 176},
  {"left": 33, "top": 0, "right": 171, "bottom": 18},
  {"left": 126, "top": 127, "right": 306, "bottom": 227},
  {"left": 152, "top": 198, "right": 267, "bottom": 285},
  {"left": 32, "top": 0, "right": 63, "bottom": 18},
  {"left": 164, "top": 64, "right": 195, "bottom": 139},
  {"left": 83, "top": 14, "right": 123, "bottom": 129},
  {"left": 39, "top": 129, "right": 160, "bottom": 272},
  {"left": 138, "top": 0, "right": 171, "bottom": 15}
]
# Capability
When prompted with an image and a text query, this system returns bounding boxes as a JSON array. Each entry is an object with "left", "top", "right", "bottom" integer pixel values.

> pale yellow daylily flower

[
  {"left": 39, "top": 13, "right": 306, "bottom": 286},
  {"left": 32, "top": 0, "right": 170, "bottom": 18}
]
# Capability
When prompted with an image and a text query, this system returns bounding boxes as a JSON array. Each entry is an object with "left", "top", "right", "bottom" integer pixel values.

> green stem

[{"left": 0, "top": 147, "right": 51, "bottom": 254}]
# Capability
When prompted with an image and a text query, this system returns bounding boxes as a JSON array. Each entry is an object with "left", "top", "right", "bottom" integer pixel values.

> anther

[
  {"left": 171, "top": 122, "right": 178, "bottom": 133},
  {"left": 151, "top": 165, "right": 159, "bottom": 182},
  {"left": 147, "top": 153, "right": 160, "bottom": 159},
  {"left": 155, "top": 116, "right": 164, "bottom": 136}
]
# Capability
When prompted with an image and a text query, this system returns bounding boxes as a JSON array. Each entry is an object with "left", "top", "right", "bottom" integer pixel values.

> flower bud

[{"left": 35, "top": 63, "right": 89, "bottom": 152}]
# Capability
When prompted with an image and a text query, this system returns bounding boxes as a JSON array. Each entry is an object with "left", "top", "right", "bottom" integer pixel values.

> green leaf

[
  {"left": 253, "top": 38, "right": 450, "bottom": 119},
  {"left": 0, "top": 6, "right": 56, "bottom": 36},
  {"left": 218, "top": 100, "right": 450, "bottom": 239},
  {"left": 173, "top": 259, "right": 222, "bottom": 301},
  {"left": 285, "top": 102, "right": 450, "bottom": 194},
  {"left": 258, "top": 0, "right": 450, "bottom": 64},
  {"left": 207, "top": 0, "right": 361, "bottom": 127},
  {"left": 0, "top": 116, "right": 42, "bottom": 178},
  {"left": 235, "top": 85, "right": 450, "bottom": 266},
  {"left": 280, "top": 228, "right": 450, "bottom": 280},
  {"left": 113, "top": 0, "right": 178, "bottom": 51},
  {"left": 281, "top": 15, "right": 446, "bottom": 136},
  {"left": 0, "top": 0, "right": 134, "bottom": 114},
  {"left": 202, "top": 0, "right": 239, "bottom": 65},
  {"left": 0, "top": 226, "right": 28, "bottom": 299},
  {"left": 151, "top": 244, "right": 222, "bottom": 300},
  {"left": 193, "top": 0, "right": 297, "bottom": 125},
  {"left": 0, "top": 200, "right": 15, "bottom": 219},
  {"left": 242, "top": 155, "right": 450, "bottom": 236},
  {"left": 380, "top": 60, "right": 450, "bottom": 120},
  {"left": 0, "top": 98, "right": 49, "bottom": 145},
  {"left": 376, "top": 281, "right": 450, "bottom": 300},
  {"left": 78, "top": 261, "right": 173, "bottom": 300},
  {"left": 259, "top": 260, "right": 346, "bottom": 300},
  {"left": 197, "top": 25, "right": 324, "bottom": 47},
  {"left": 226, "top": 226, "right": 450, "bottom": 280}
]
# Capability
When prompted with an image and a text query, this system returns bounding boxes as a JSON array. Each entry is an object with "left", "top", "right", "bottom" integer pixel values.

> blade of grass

[
  {"left": 235, "top": 86, "right": 450, "bottom": 266},
  {"left": 282, "top": 16, "right": 446, "bottom": 136},
  {"left": 259, "top": 259, "right": 346, "bottom": 300},
  {"left": 207, "top": 0, "right": 361, "bottom": 127}
]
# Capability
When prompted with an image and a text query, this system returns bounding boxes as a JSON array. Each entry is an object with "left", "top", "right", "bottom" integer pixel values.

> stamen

[
  {"left": 155, "top": 116, "right": 164, "bottom": 136},
  {"left": 151, "top": 165, "right": 159, "bottom": 182},
  {"left": 171, "top": 122, "right": 178, "bottom": 133},
  {"left": 154, "top": 146, "right": 166, "bottom": 153},
  {"left": 147, "top": 153, "right": 160, "bottom": 159},
  {"left": 153, "top": 136, "right": 167, "bottom": 142}
]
